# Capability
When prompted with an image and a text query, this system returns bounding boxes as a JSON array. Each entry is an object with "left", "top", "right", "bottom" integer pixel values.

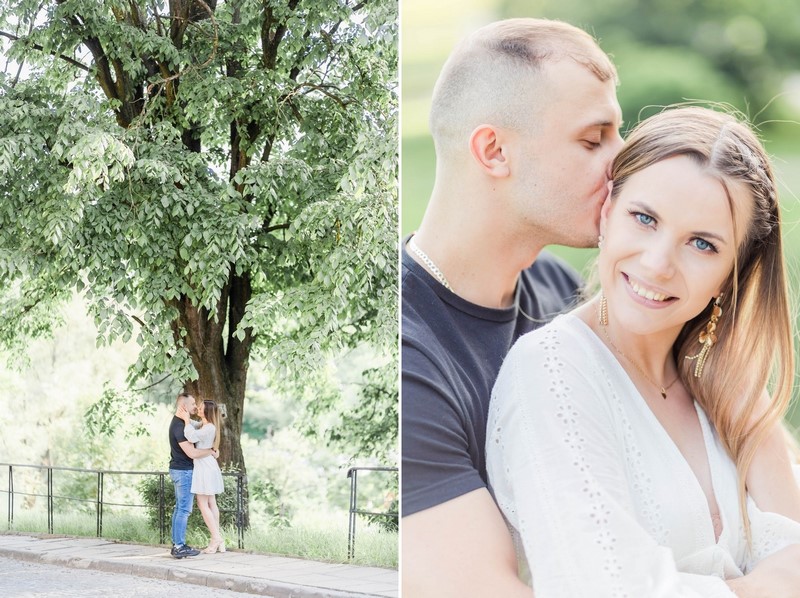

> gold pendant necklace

[{"left": 599, "top": 304, "right": 679, "bottom": 400}]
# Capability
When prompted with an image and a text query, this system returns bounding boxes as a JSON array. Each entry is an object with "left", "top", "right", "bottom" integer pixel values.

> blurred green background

[{"left": 401, "top": 0, "right": 800, "bottom": 428}]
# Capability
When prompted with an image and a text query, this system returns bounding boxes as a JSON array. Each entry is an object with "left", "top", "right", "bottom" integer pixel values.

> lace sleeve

[
  {"left": 486, "top": 326, "right": 735, "bottom": 598},
  {"left": 745, "top": 465, "right": 800, "bottom": 572}
]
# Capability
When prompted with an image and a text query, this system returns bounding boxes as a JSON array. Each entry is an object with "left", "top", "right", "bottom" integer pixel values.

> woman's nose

[{"left": 639, "top": 237, "right": 676, "bottom": 279}]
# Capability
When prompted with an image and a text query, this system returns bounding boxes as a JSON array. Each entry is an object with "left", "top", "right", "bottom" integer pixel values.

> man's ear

[{"left": 469, "top": 124, "right": 511, "bottom": 178}]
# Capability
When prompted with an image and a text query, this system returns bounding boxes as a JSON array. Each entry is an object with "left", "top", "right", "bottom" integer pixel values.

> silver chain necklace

[{"left": 407, "top": 236, "right": 453, "bottom": 292}]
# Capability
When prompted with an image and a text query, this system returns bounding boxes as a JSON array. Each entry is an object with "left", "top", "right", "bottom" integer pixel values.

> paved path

[
  {"left": 0, "top": 556, "right": 258, "bottom": 597},
  {"left": 0, "top": 533, "right": 397, "bottom": 598}
]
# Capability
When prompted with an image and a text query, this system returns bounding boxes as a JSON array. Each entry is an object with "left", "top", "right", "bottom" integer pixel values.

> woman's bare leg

[
  {"left": 208, "top": 494, "right": 224, "bottom": 550},
  {"left": 196, "top": 494, "right": 221, "bottom": 544}
]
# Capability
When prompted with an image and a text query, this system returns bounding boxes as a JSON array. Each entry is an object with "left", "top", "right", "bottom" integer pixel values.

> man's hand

[
  {"left": 746, "top": 420, "right": 800, "bottom": 522},
  {"left": 402, "top": 488, "right": 533, "bottom": 598},
  {"left": 212, "top": 448, "right": 220, "bottom": 459},
  {"left": 727, "top": 544, "right": 800, "bottom": 598}
]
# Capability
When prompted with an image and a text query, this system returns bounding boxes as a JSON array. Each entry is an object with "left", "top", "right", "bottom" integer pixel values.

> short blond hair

[
  {"left": 175, "top": 392, "right": 195, "bottom": 409},
  {"left": 430, "top": 18, "right": 617, "bottom": 155}
]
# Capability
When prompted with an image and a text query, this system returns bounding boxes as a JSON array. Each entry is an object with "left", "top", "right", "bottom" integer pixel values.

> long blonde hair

[
  {"left": 610, "top": 106, "right": 794, "bottom": 540},
  {"left": 202, "top": 400, "right": 222, "bottom": 452}
]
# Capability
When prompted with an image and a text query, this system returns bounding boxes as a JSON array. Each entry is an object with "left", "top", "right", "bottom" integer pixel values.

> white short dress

[{"left": 184, "top": 422, "right": 224, "bottom": 495}]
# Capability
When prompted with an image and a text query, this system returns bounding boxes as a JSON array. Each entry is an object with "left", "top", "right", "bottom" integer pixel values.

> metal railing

[
  {"left": 347, "top": 466, "right": 398, "bottom": 559},
  {"left": 1, "top": 463, "right": 247, "bottom": 549}
]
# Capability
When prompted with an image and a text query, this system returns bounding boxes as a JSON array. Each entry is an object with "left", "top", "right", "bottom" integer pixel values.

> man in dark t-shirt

[
  {"left": 168, "top": 392, "right": 217, "bottom": 559},
  {"left": 401, "top": 18, "right": 623, "bottom": 597},
  {"left": 402, "top": 248, "right": 581, "bottom": 512}
]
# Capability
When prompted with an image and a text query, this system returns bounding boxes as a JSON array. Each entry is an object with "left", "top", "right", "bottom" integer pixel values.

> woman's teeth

[{"left": 630, "top": 280, "right": 668, "bottom": 302}]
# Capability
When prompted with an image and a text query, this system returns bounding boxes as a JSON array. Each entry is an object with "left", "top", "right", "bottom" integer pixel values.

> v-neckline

[{"left": 568, "top": 313, "right": 726, "bottom": 545}]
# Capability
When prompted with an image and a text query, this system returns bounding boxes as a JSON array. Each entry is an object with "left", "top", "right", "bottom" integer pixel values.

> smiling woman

[
  {"left": 600, "top": 154, "right": 744, "bottom": 336},
  {"left": 486, "top": 106, "right": 800, "bottom": 598}
]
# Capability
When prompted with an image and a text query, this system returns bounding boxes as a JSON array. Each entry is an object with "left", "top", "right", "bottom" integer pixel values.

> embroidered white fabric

[
  {"left": 183, "top": 422, "right": 224, "bottom": 495},
  {"left": 486, "top": 313, "right": 800, "bottom": 598}
]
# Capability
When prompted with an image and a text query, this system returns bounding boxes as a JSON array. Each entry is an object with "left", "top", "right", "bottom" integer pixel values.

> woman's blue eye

[
  {"left": 635, "top": 213, "right": 655, "bottom": 226},
  {"left": 692, "top": 238, "right": 716, "bottom": 252}
]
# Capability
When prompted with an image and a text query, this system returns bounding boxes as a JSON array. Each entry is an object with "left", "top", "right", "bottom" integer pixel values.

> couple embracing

[
  {"left": 402, "top": 18, "right": 800, "bottom": 598},
  {"left": 168, "top": 392, "right": 226, "bottom": 558}
]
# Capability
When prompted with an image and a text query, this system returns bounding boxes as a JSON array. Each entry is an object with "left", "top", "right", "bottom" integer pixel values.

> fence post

[
  {"left": 96, "top": 471, "right": 104, "bottom": 538},
  {"left": 236, "top": 473, "right": 245, "bottom": 549},
  {"left": 347, "top": 468, "right": 358, "bottom": 560},
  {"left": 159, "top": 473, "right": 166, "bottom": 545},
  {"left": 7, "top": 465, "right": 13, "bottom": 529},
  {"left": 47, "top": 467, "right": 53, "bottom": 534}
]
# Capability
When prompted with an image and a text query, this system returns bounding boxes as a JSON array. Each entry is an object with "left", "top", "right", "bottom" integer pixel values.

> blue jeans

[{"left": 169, "top": 469, "right": 194, "bottom": 546}]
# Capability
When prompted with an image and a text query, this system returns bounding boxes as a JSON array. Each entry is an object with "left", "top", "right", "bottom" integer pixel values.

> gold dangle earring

[
  {"left": 598, "top": 234, "right": 608, "bottom": 326},
  {"left": 599, "top": 293, "right": 608, "bottom": 327},
  {"left": 685, "top": 294, "right": 723, "bottom": 378}
]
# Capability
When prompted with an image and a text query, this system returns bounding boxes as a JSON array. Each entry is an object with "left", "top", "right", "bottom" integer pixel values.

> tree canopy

[{"left": 0, "top": 0, "right": 398, "bottom": 487}]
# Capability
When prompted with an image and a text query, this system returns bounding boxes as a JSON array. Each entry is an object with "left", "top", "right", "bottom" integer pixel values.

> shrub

[
  {"left": 138, "top": 473, "right": 243, "bottom": 533},
  {"left": 363, "top": 497, "right": 398, "bottom": 533},
  {"left": 250, "top": 479, "right": 292, "bottom": 528}
]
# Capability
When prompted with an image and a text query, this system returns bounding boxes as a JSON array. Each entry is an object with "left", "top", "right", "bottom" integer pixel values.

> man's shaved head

[{"left": 429, "top": 18, "right": 617, "bottom": 158}]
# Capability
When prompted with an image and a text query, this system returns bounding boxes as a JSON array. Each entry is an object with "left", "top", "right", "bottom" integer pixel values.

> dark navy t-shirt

[
  {"left": 169, "top": 416, "right": 194, "bottom": 470},
  {"left": 401, "top": 244, "right": 582, "bottom": 516}
]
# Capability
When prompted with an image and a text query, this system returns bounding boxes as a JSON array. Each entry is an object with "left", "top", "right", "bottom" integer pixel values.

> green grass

[
  {"left": 1, "top": 508, "right": 397, "bottom": 569},
  {"left": 244, "top": 523, "right": 398, "bottom": 568}
]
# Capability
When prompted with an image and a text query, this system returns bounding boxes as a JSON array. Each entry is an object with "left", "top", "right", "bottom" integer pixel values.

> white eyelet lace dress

[
  {"left": 184, "top": 422, "right": 224, "bottom": 495},
  {"left": 486, "top": 313, "right": 800, "bottom": 598}
]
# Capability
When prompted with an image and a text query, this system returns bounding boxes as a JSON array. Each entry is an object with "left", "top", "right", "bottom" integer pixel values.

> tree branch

[
  {"left": 262, "top": 0, "right": 300, "bottom": 69},
  {"left": 349, "top": 0, "right": 369, "bottom": 11},
  {"left": 148, "top": 0, "right": 218, "bottom": 95},
  {"left": 151, "top": 0, "right": 165, "bottom": 36},
  {"left": 263, "top": 222, "right": 290, "bottom": 233},
  {"left": 132, "top": 373, "right": 172, "bottom": 392},
  {"left": 298, "top": 83, "right": 350, "bottom": 108},
  {"left": 226, "top": 270, "right": 253, "bottom": 371},
  {"left": 0, "top": 31, "right": 90, "bottom": 71}
]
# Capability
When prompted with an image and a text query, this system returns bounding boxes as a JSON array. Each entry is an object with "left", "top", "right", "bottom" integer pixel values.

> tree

[{"left": 0, "top": 0, "right": 398, "bottom": 523}]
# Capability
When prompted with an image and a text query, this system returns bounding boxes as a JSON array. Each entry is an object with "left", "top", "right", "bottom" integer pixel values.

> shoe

[
  {"left": 202, "top": 539, "right": 225, "bottom": 554},
  {"left": 171, "top": 544, "right": 201, "bottom": 558}
]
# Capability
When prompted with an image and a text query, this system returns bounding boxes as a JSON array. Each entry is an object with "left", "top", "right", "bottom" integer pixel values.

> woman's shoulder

[
  {"left": 495, "top": 312, "right": 617, "bottom": 410},
  {"left": 509, "top": 312, "right": 596, "bottom": 362},
  {"left": 492, "top": 312, "right": 615, "bottom": 422},
  {"left": 497, "top": 314, "right": 601, "bottom": 394}
]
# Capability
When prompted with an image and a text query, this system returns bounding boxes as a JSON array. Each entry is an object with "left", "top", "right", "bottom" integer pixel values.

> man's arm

[
  {"left": 178, "top": 440, "right": 216, "bottom": 460},
  {"left": 402, "top": 488, "right": 533, "bottom": 598},
  {"left": 726, "top": 544, "right": 800, "bottom": 598},
  {"left": 746, "top": 417, "right": 800, "bottom": 522}
]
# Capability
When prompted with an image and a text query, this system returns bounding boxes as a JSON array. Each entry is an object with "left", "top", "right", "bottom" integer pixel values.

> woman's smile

[{"left": 623, "top": 273, "right": 676, "bottom": 305}]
